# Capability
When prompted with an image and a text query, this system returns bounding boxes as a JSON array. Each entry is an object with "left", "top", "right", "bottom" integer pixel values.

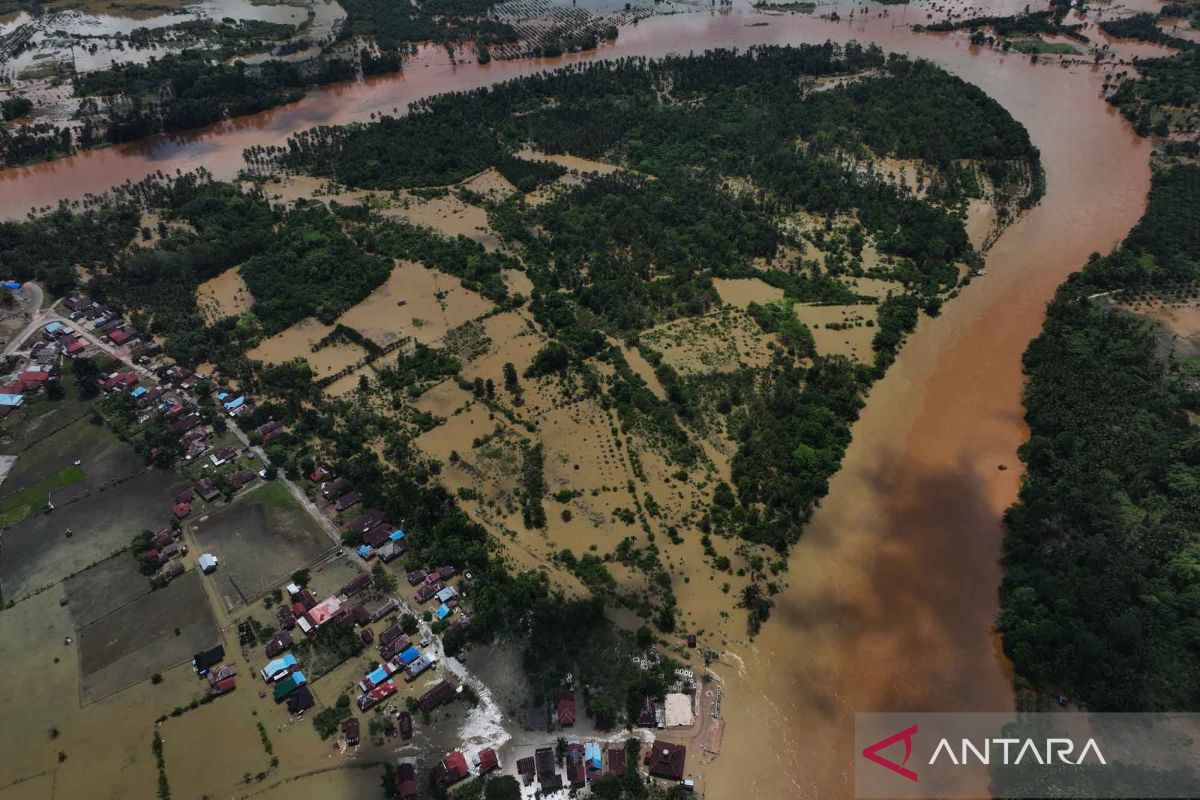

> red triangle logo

[{"left": 862, "top": 724, "right": 919, "bottom": 782}]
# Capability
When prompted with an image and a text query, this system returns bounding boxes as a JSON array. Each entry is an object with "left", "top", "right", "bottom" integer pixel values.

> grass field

[
  {"left": 189, "top": 481, "right": 332, "bottom": 606},
  {"left": 0, "top": 464, "right": 85, "bottom": 526}
]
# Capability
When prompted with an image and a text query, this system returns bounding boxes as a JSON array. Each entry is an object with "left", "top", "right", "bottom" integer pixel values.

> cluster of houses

[
  {"left": 33, "top": 320, "right": 87, "bottom": 362},
  {"left": 0, "top": 362, "right": 57, "bottom": 417},
  {"left": 512, "top": 740, "right": 688, "bottom": 792},
  {"left": 261, "top": 651, "right": 312, "bottom": 710},
  {"left": 141, "top": 525, "right": 191, "bottom": 584},
  {"left": 429, "top": 745, "right": 501, "bottom": 791},
  {"left": 310, "top": 469, "right": 364, "bottom": 516},
  {"left": 354, "top": 635, "right": 442, "bottom": 713},
  {"left": 192, "top": 644, "right": 238, "bottom": 698},
  {"left": 63, "top": 296, "right": 160, "bottom": 360}
]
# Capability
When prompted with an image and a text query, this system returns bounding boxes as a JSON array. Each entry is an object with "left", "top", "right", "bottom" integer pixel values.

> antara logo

[
  {"left": 861, "top": 723, "right": 1108, "bottom": 782},
  {"left": 862, "top": 724, "right": 920, "bottom": 782}
]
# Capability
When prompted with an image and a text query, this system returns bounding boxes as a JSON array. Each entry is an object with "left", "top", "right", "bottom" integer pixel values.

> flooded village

[
  {"left": 0, "top": 263, "right": 722, "bottom": 798},
  {"left": 0, "top": 0, "right": 1190, "bottom": 794}
]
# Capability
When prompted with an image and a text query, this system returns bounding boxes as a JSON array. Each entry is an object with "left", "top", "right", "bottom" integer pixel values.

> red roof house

[
  {"left": 436, "top": 751, "right": 469, "bottom": 786},
  {"left": 556, "top": 693, "right": 576, "bottom": 727},
  {"left": 477, "top": 747, "right": 499, "bottom": 774}
]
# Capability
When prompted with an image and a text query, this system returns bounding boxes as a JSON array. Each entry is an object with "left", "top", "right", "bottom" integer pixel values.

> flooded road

[{"left": 1, "top": 5, "right": 1156, "bottom": 799}]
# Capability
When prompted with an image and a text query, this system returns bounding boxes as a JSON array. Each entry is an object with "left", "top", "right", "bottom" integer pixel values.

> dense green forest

[
  {"left": 337, "top": 0, "right": 518, "bottom": 52},
  {"left": 1108, "top": 48, "right": 1200, "bottom": 138},
  {"left": 919, "top": 9, "right": 1087, "bottom": 42},
  {"left": 1099, "top": 12, "right": 1198, "bottom": 51},
  {"left": 1000, "top": 164, "right": 1200, "bottom": 710}
]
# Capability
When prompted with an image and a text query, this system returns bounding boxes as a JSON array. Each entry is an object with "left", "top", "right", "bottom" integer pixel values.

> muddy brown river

[{"left": 2, "top": 5, "right": 1154, "bottom": 798}]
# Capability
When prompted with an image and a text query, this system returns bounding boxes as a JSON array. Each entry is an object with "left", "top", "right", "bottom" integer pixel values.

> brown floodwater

[{"left": 2, "top": 5, "right": 1154, "bottom": 799}]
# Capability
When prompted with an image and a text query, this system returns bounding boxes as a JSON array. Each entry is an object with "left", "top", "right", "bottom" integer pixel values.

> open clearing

[
  {"left": 64, "top": 552, "right": 149, "bottom": 629},
  {"left": 248, "top": 317, "right": 367, "bottom": 379},
  {"left": 334, "top": 259, "right": 493, "bottom": 347},
  {"left": 0, "top": 465, "right": 84, "bottom": 526},
  {"left": 0, "top": 417, "right": 188, "bottom": 601},
  {"left": 793, "top": 302, "right": 878, "bottom": 361},
  {"left": 197, "top": 266, "right": 254, "bottom": 322},
  {"left": 641, "top": 308, "right": 776, "bottom": 375},
  {"left": 161, "top": 696, "right": 270, "bottom": 796},
  {"left": 713, "top": 277, "right": 785, "bottom": 308},
  {"left": 78, "top": 569, "right": 219, "bottom": 702},
  {"left": 187, "top": 481, "right": 332, "bottom": 606}
]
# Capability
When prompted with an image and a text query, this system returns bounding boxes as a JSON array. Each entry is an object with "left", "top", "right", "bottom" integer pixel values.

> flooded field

[
  {"left": 248, "top": 317, "right": 366, "bottom": 378},
  {"left": 334, "top": 260, "right": 494, "bottom": 347},
  {"left": 187, "top": 481, "right": 333, "bottom": 606},
  {"left": 197, "top": 266, "right": 254, "bottom": 322},
  {"left": 0, "top": 417, "right": 187, "bottom": 601},
  {"left": 712, "top": 277, "right": 785, "bottom": 308},
  {"left": 77, "top": 569, "right": 218, "bottom": 701},
  {"left": 642, "top": 308, "right": 777, "bottom": 374}
]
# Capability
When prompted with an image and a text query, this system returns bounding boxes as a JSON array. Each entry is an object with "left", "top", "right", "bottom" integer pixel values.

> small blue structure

[
  {"left": 261, "top": 653, "right": 298, "bottom": 681},
  {"left": 45, "top": 321, "right": 63, "bottom": 334},
  {"left": 216, "top": 391, "right": 230, "bottom": 401},
  {"left": 584, "top": 742, "right": 602, "bottom": 770},
  {"left": 1, "top": 281, "right": 21, "bottom": 290},
  {"left": 224, "top": 396, "right": 245, "bottom": 411},
  {"left": 130, "top": 386, "right": 147, "bottom": 399},
  {"left": 388, "top": 529, "right": 406, "bottom": 543},
  {"left": 398, "top": 646, "right": 421, "bottom": 666},
  {"left": 436, "top": 603, "right": 451, "bottom": 621},
  {"left": 0, "top": 394, "right": 24, "bottom": 407},
  {"left": 367, "top": 665, "right": 389, "bottom": 687},
  {"left": 357, "top": 545, "right": 374, "bottom": 559}
]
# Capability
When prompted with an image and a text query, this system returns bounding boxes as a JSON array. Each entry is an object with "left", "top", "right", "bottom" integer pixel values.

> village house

[
  {"left": 536, "top": 747, "right": 562, "bottom": 791},
  {"left": 209, "top": 445, "right": 238, "bottom": 467},
  {"left": 322, "top": 477, "right": 350, "bottom": 499},
  {"left": 229, "top": 469, "right": 256, "bottom": 490},
  {"left": 566, "top": 743, "right": 586, "bottom": 786},
  {"left": 435, "top": 752, "right": 469, "bottom": 786},
  {"left": 476, "top": 747, "right": 500, "bottom": 775},
  {"left": 194, "top": 478, "right": 220, "bottom": 502},
  {"left": 645, "top": 742, "right": 687, "bottom": 782},
  {"left": 517, "top": 756, "right": 535, "bottom": 786},
  {"left": 398, "top": 711, "right": 413, "bottom": 740},
  {"left": 264, "top": 632, "right": 293, "bottom": 658},
  {"left": 341, "top": 573, "right": 373, "bottom": 597},
  {"left": 607, "top": 748, "right": 626, "bottom": 777},
  {"left": 557, "top": 692, "right": 576, "bottom": 727},
  {"left": 418, "top": 680, "right": 457, "bottom": 712},
  {"left": 341, "top": 717, "right": 360, "bottom": 746},
  {"left": 396, "top": 763, "right": 419, "bottom": 800},
  {"left": 192, "top": 645, "right": 224, "bottom": 675},
  {"left": 346, "top": 509, "right": 384, "bottom": 533},
  {"left": 335, "top": 491, "right": 362, "bottom": 513},
  {"left": 287, "top": 685, "right": 314, "bottom": 714},
  {"left": 256, "top": 420, "right": 284, "bottom": 442}
]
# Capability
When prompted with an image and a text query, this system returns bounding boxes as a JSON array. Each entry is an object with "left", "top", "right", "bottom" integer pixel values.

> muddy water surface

[{"left": 2, "top": 6, "right": 1156, "bottom": 799}]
